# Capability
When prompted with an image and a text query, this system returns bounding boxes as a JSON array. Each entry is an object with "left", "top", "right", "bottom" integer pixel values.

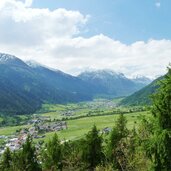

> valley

[
  {"left": 0, "top": 53, "right": 152, "bottom": 115},
  {"left": 0, "top": 53, "right": 169, "bottom": 170},
  {"left": 0, "top": 99, "right": 148, "bottom": 153},
  {"left": 0, "top": 0, "right": 170, "bottom": 169}
]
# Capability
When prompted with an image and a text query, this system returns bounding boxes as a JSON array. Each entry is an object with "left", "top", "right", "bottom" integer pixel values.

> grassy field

[
  {"left": 0, "top": 99, "right": 149, "bottom": 144},
  {"left": 42, "top": 111, "right": 149, "bottom": 142},
  {"left": 0, "top": 125, "right": 29, "bottom": 136},
  {"left": 0, "top": 110, "right": 149, "bottom": 143},
  {"left": 37, "top": 103, "right": 91, "bottom": 120},
  {"left": 37, "top": 100, "right": 143, "bottom": 121}
]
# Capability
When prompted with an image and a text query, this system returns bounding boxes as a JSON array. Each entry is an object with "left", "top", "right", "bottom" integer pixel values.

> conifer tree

[
  {"left": 42, "top": 133, "right": 62, "bottom": 171},
  {"left": 152, "top": 66, "right": 171, "bottom": 129},
  {"left": 149, "top": 66, "right": 171, "bottom": 170},
  {"left": 108, "top": 114, "right": 128, "bottom": 170},
  {"left": 108, "top": 114, "right": 128, "bottom": 153},
  {"left": 82, "top": 125, "right": 103, "bottom": 170},
  {"left": 19, "top": 135, "right": 41, "bottom": 171},
  {"left": 0, "top": 147, "right": 12, "bottom": 171}
]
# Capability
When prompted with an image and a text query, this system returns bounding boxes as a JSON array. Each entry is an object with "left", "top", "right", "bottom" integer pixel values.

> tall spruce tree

[
  {"left": 150, "top": 66, "right": 171, "bottom": 170},
  {"left": 42, "top": 133, "right": 62, "bottom": 171},
  {"left": 19, "top": 135, "right": 41, "bottom": 171},
  {"left": 0, "top": 147, "right": 12, "bottom": 171},
  {"left": 108, "top": 114, "right": 128, "bottom": 153},
  {"left": 108, "top": 114, "right": 128, "bottom": 170},
  {"left": 82, "top": 125, "right": 103, "bottom": 170}
]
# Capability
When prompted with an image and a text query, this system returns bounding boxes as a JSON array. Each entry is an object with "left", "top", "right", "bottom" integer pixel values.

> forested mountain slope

[{"left": 120, "top": 76, "right": 162, "bottom": 106}]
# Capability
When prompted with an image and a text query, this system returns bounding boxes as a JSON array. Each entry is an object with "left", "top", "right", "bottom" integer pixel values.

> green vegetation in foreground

[{"left": 0, "top": 112, "right": 152, "bottom": 171}]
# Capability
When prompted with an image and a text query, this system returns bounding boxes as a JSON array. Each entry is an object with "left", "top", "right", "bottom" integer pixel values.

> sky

[{"left": 0, "top": 0, "right": 171, "bottom": 78}]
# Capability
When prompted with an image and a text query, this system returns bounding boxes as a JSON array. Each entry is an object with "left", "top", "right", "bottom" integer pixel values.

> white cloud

[
  {"left": 155, "top": 2, "right": 161, "bottom": 8},
  {"left": 0, "top": 0, "right": 170, "bottom": 78},
  {"left": 0, "top": 0, "right": 88, "bottom": 45},
  {"left": 24, "top": 0, "right": 33, "bottom": 7}
]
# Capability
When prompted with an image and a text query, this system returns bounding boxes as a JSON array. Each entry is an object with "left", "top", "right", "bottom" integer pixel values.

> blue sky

[
  {"left": 31, "top": 0, "right": 171, "bottom": 44},
  {"left": 0, "top": 0, "right": 171, "bottom": 78}
]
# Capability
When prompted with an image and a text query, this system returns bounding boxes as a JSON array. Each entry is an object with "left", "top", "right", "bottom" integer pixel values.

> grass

[
  {"left": 40, "top": 111, "right": 62, "bottom": 120},
  {"left": 39, "top": 106, "right": 112, "bottom": 120},
  {"left": 0, "top": 110, "right": 149, "bottom": 145},
  {"left": 43, "top": 111, "right": 149, "bottom": 142},
  {"left": 0, "top": 99, "right": 149, "bottom": 144},
  {"left": 0, "top": 125, "right": 30, "bottom": 136}
]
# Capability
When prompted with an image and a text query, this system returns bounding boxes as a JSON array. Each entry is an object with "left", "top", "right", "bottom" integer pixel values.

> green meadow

[
  {"left": 42, "top": 111, "right": 148, "bottom": 142},
  {"left": 0, "top": 99, "right": 149, "bottom": 144},
  {"left": 0, "top": 111, "right": 149, "bottom": 142},
  {"left": 0, "top": 125, "right": 29, "bottom": 136}
]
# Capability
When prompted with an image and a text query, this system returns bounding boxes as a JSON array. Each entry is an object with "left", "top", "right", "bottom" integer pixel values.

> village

[
  {"left": 0, "top": 99, "right": 123, "bottom": 155},
  {"left": 75, "top": 99, "right": 118, "bottom": 111},
  {"left": 0, "top": 112, "right": 113, "bottom": 155},
  {"left": 0, "top": 116, "right": 68, "bottom": 155}
]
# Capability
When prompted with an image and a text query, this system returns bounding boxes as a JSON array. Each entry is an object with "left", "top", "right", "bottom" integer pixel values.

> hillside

[
  {"left": 0, "top": 53, "right": 95, "bottom": 115},
  {"left": 120, "top": 76, "right": 162, "bottom": 106},
  {"left": 0, "top": 53, "right": 152, "bottom": 115}
]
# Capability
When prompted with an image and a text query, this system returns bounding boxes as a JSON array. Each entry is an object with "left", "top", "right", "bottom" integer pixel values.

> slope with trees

[{"left": 120, "top": 76, "right": 162, "bottom": 106}]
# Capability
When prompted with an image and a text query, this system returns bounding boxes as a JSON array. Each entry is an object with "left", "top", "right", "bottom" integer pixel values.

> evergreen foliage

[
  {"left": 82, "top": 125, "right": 103, "bottom": 170},
  {"left": 148, "top": 66, "right": 171, "bottom": 171},
  {"left": 18, "top": 135, "right": 41, "bottom": 171},
  {"left": 0, "top": 147, "right": 12, "bottom": 171},
  {"left": 108, "top": 114, "right": 128, "bottom": 170},
  {"left": 42, "top": 133, "right": 62, "bottom": 171}
]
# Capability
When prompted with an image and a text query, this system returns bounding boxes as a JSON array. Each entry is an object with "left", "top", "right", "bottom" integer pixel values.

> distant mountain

[
  {"left": 0, "top": 53, "right": 27, "bottom": 67},
  {"left": 0, "top": 53, "right": 95, "bottom": 115},
  {"left": 0, "top": 53, "right": 154, "bottom": 115},
  {"left": 131, "top": 76, "right": 152, "bottom": 88},
  {"left": 78, "top": 70, "right": 148, "bottom": 98},
  {"left": 120, "top": 76, "right": 162, "bottom": 106},
  {"left": 26, "top": 60, "right": 97, "bottom": 99}
]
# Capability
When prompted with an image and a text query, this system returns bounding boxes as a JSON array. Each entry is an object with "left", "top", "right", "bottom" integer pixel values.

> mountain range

[
  {"left": 78, "top": 70, "right": 152, "bottom": 98},
  {"left": 0, "top": 53, "right": 152, "bottom": 115}
]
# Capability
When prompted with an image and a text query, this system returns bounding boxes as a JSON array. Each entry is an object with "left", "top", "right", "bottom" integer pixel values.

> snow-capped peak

[
  {"left": 0, "top": 53, "right": 27, "bottom": 67},
  {"left": 26, "top": 60, "right": 43, "bottom": 68},
  {"left": 132, "top": 75, "right": 153, "bottom": 85},
  {"left": 79, "top": 69, "right": 126, "bottom": 79},
  {"left": 0, "top": 53, "right": 17, "bottom": 62}
]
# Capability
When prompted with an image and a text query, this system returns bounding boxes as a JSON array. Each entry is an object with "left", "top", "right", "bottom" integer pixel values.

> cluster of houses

[
  {"left": 35, "top": 121, "right": 67, "bottom": 133},
  {"left": 84, "top": 99, "right": 117, "bottom": 110},
  {"left": 0, "top": 118, "right": 68, "bottom": 155},
  {"left": 0, "top": 134, "right": 28, "bottom": 154},
  {"left": 28, "top": 116, "right": 51, "bottom": 125},
  {"left": 61, "top": 111, "right": 74, "bottom": 117}
]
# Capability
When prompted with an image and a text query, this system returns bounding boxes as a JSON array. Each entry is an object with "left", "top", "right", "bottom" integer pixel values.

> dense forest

[{"left": 0, "top": 67, "right": 170, "bottom": 171}]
